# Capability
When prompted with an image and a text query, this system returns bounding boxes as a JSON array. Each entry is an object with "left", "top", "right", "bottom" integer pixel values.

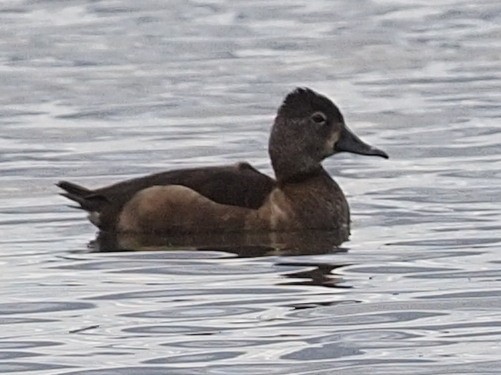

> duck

[{"left": 58, "top": 87, "right": 388, "bottom": 239}]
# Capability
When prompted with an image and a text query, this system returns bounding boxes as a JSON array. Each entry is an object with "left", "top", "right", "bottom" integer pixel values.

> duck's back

[
  {"left": 58, "top": 162, "right": 275, "bottom": 231},
  {"left": 98, "top": 163, "right": 274, "bottom": 208}
]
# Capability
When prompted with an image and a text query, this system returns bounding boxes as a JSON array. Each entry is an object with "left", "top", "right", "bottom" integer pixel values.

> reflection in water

[
  {"left": 279, "top": 262, "right": 348, "bottom": 288},
  {"left": 2, "top": 0, "right": 501, "bottom": 373},
  {"left": 90, "top": 230, "right": 351, "bottom": 288},
  {"left": 90, "top": 230, "right": 347, "bottom": 257}
]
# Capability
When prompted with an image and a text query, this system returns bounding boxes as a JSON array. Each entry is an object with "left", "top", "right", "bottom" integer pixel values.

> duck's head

[{"left": 269, "top": 87, "right": 388, "bottom": 182}]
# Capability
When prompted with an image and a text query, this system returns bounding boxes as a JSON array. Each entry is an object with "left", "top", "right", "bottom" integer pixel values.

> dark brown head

[{"left": 269, "top": 87, "right": 388, "bottom": 182}]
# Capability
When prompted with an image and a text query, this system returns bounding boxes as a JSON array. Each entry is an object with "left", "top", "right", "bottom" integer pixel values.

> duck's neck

[
  {"left": 268, "top": 120, "right": 327, "bottom": 185},
  {"left": 274, "top": 164, "right": 329, "bottom": 186}
]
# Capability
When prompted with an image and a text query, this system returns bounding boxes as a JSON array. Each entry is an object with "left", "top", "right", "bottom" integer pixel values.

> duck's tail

[{"left": 57, "top": 181, "right": 108, "bottom": 212}]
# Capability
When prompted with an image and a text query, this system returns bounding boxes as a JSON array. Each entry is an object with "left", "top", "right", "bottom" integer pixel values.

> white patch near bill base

[
  {"left": 325, "top": 130, "right": 340, "bottom": 155},
  {"left": 88, "top": 211, "right": 101, "bottom": 227}
]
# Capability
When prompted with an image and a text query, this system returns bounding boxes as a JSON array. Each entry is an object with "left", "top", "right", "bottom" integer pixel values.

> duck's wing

[
  {"left": 97, "top": 162, "right": 275, "bottom": 209},
  {"left": 57, "top": 163, "right": 275, "bottom": 230}
]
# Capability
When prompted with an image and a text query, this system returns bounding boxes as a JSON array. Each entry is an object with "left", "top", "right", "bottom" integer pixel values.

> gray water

[{"left": 1, "top": 0, "right": 501, "bottom": 374}]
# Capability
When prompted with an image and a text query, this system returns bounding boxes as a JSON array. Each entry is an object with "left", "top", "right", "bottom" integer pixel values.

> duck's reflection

[
  {"left": 89, "top": 231, "right": 350, "bottom": 288},
  {"left": 278, "top": 262, "right": 348, "bottom": 288},
  {"left": 90, "top": 230, "right": 347, "bottom": 258}
]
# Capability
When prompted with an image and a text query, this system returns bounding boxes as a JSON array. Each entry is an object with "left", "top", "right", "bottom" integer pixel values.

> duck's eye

[{"left": 311, "top": 112, "right": 327, "bottom": 125}]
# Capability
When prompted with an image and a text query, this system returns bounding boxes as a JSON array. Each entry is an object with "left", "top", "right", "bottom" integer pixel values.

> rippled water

[{"left": 1, "top": 1, "right": 501, "bottom": 374}]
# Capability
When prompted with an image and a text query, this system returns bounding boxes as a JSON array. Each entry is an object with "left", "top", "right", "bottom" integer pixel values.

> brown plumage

[{"left": 58, "top": 87, "right": 388, "bottom": 237}]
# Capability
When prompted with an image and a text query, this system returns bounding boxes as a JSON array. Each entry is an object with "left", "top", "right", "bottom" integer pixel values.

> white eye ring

[{"left": 311, "top": 111, "right": 327, "bottom": 124}]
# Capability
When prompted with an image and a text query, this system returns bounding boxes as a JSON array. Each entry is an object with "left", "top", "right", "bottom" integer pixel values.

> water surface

[{"left": 1, "top": 1, "right": 501, "bottom": 374}]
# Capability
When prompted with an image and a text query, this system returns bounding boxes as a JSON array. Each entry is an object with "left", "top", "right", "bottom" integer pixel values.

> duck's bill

[{"left": 335, "top": 126, "right": 389, "bottom": 159}]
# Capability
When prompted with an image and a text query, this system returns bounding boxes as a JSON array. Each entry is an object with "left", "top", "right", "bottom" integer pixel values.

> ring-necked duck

[{"left": 58, "top": 87, "right": 387, "bottom": 239}]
